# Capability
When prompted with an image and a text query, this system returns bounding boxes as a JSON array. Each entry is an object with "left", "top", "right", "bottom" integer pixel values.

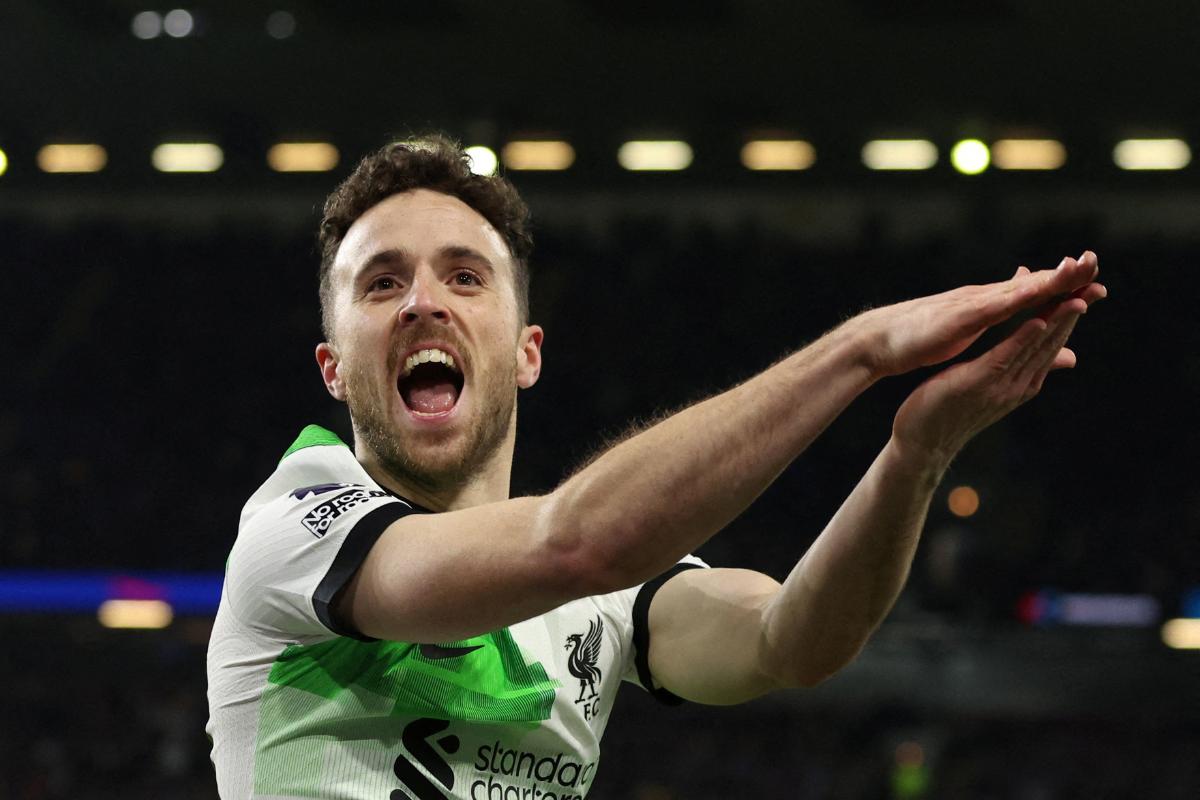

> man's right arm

[{"left": 338, "top": 255, "right": 1101, "bottom": 643}]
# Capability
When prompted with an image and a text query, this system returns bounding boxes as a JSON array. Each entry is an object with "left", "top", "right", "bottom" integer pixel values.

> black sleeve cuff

[
  {"left": 632, "top": 561, "right": 705, "bottom": 705},
  {"left": 313, "top": 502, "right": 414, "bottom": 640}
]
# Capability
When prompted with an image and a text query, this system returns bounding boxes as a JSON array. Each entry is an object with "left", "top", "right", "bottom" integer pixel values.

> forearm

[
  {"left": 549, "top": 320, "right": 878, "bottom": 590},
  {"left": 759, "top": 437, "right": 948, "bottom": 687}
]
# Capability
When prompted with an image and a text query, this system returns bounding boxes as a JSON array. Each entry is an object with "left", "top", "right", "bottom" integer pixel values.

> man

[{"left": 206, "top": 135, "right": 1105, "bottom": 799}]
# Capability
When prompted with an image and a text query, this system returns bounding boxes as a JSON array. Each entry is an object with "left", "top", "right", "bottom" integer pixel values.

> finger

[
  {"left": 1029, "top": 347, "right": 1077, "bottom": 396},
  {"left": 1050, "top": 346, "right": 1077, "bottom": 371},
  {"left": 981, "top": 316, "right": 1048, "bottom": 373},
  {"left": 995, "top": 296, "right": 1082, "bottom": 381},
  {"left": 974, "top": 254, "right": 1096, "bottom": 328},
  {"left": 1077, "top": 250, "right": 1099, "bottom": 274},
  {"left": 1014, "top": 306, "right": 1083, "bottom": 387},
  {"left": 1073, "top": 281, "right": 1108, "bottom": 308}
]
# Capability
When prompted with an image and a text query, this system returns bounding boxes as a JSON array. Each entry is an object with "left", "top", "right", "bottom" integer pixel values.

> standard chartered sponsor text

[{"left": 470, "top": 741, "right": 597, "bottom": 800}]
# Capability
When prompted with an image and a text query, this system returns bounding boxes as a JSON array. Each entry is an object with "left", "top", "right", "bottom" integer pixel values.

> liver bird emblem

[{"left": 565, "top": 616, "right": 604, "bottom": 703}]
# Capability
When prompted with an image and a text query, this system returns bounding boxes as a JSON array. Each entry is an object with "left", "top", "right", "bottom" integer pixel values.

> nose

[{"left": 398, "top": 270, "right": 451, "bottom": 327}]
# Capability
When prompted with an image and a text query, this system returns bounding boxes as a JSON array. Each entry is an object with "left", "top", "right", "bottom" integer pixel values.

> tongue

[{"left": 403, "top": 373, "right": 459, "bottom": 414}]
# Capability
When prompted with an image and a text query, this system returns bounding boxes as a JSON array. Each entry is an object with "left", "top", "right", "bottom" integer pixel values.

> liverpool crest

[{"left": 565, "top": 616, "right": 604, "bottom": 706}]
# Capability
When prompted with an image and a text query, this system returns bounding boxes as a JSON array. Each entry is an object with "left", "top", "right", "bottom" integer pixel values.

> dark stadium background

[{"left": 2, "top": 1, "right": 1198, "bottom": 797}]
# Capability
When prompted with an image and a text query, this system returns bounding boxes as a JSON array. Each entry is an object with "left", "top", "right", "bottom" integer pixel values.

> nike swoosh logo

[{"left": 419, "top": 643, "right": 484, "bottom": 660}]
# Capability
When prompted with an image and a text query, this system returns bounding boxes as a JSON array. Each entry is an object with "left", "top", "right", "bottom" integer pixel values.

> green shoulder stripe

[{"left": 281, "top": 424, "right": 347, "bottom": 461}]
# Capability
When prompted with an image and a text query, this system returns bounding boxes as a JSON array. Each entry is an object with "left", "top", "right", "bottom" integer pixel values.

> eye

[
  {"left": 454, "top": 271, "right": 481, "bottom": 287},
  {"left": 368, "top": 276, "right": 398, "bottom": 292}
]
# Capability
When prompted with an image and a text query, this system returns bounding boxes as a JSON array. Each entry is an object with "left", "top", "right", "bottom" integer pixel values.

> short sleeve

[
  {"left": 225, "top": 483, "right": 415, "bottom": 641},
  {"left": 609, "top": 555, "right": 708, "bottom": 705}
]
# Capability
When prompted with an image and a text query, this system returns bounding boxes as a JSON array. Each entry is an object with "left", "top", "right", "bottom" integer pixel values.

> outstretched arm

[
  {"left": 645, "top": 258, "right": 1107, "bottom": 703},
  {"left": 341, "top": 255, "right": 1102, "bottom": 644}
]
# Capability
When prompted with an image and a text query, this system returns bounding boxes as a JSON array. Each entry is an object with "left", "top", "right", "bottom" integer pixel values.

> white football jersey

[{"left": 206, "top": 425, "right": 704, "bottom": 800}]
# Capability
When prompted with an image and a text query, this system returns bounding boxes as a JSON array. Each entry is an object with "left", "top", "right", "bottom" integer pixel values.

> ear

[
  {"left": 315, "top": 342, "right": 347, "bottom": 401},
  {"left": 516, "top": 324, "right": 543, "bottom": 389}
]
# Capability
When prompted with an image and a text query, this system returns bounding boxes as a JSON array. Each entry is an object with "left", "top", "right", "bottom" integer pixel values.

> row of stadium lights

[
  {"left": 0, "top": 138, "right": 1194, "bottom": 176},
  {"left": 130, "top": 9, "right": 298, "bottom": 40},
  {"left": 93, "top": 596, "right": 1200, "bottom": 649}
]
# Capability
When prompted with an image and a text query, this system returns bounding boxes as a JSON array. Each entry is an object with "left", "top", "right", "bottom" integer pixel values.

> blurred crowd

[{"left": 2, "top": 210, "right": 1194, "bottom": 615}]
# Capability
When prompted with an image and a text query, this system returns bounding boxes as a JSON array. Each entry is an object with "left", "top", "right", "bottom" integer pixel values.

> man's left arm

[{"left": 647, "top": 270, "right": 1106, "bottom": 704}]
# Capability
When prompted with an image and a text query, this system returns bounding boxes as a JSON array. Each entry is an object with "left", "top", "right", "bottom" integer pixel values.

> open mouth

[{"left": 397, "top": 347, "right": 465, "bottom": 417}]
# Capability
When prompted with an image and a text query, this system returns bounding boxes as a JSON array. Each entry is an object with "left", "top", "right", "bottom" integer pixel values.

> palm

[{"left": 890, "top": 295, "right": 1092, "bottom": 463}]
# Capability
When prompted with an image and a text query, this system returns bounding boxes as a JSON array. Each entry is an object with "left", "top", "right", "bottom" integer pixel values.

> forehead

[{"left": 332, "top": 188, "right": 513, "bottom": 284}]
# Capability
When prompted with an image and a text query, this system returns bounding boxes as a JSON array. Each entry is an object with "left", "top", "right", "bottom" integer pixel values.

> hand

[
  {"left": 890, "top": 268, "right": 1107, "bottom": 467},
  {"left": 858, "top": 251, "right": 1101, "bottom": 379}
]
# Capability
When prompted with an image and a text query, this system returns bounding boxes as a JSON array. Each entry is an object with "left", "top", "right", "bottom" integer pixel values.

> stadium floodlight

[
  {"left": 950, "top": 139, "right": 990, "bottom": 175},
  {"left": 1113, "top": 138, "right": 1191, "bottom": 170},
  {"left": 38, "top": 144, "right": 108, "bottom": 173},
  {"left": 267, "top": 142, "right": 339, "bottom": 172},
  {"left": 502, "top": 140, "right": 575, "bottom": 171},
  {"left": 0, "top": 148, "right": 7, "bottom": 177},
  {"left": 992, "top": 139, "right": 1066, "bottom": 170},
  {"left": 98, "top": 599, "right": 174, "bottom": 629},
  {"left": 152, "top": 142, "right": 223, "bottom": 172},
  {"left": 464, "top": 145, "right": 498, "bottom": 176},
  {"left": 618, "top": 140, "right": 693, "bottom": 171},
  {"left": 862, "top": 139, "right": 938, "bottom": 171},
  {"left": 131, "top": 11, "right": 162, "bottom": 39},
  {"left": 741, "top": 140, "right": 815, "bottom": 171},
  {"left": 163, "top": 9, "right": 194, "bottom": 38},
  {"left": 1161, "top": 618, "right": 1200, "bottom": 649}
]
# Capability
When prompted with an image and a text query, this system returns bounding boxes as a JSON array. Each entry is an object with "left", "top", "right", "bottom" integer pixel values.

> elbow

[
  {"left": 537, "top": 491, "right": 634, "bottom": 599},
  {"left": 763, "top": 639, "right": 865, "bottom": 690},
  {"left": 788, "top": 663, "right": 845, "bottom": 689}
]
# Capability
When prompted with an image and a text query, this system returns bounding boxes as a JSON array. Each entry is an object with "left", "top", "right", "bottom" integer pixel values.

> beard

[{"left": 340, "top": 345, "right": 517, "bottom": 496}]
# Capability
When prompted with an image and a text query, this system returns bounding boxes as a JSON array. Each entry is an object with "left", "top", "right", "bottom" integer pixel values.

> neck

[{"left": 353, "top": 423, "right": 517, "bottom": 513}]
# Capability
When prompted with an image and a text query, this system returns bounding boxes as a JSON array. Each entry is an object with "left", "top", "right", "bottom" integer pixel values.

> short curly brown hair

[{"left": 317, "top": 134, "right": 534, "bottom": 339}]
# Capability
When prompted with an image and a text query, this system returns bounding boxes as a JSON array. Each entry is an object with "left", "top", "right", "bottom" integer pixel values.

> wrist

[
  {"left": 883, "top": 435, "right": 955, "bottom": 487},
  {"left": 834, "top": 313, "right": 889, "bottom": 385}
]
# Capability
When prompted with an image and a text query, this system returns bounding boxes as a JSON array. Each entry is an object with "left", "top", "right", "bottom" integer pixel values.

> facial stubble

[{"left": 341, "top": 349, "right": 517, "bottom": 494}]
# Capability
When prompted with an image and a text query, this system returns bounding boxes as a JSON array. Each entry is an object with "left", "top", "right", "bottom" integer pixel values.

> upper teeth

[{"left": 402, "top": 348, "right": 458, "bottom": 377}]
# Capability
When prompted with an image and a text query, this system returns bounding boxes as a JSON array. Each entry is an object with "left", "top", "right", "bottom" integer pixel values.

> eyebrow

[
  {"left": 438, "top": 245, "right": 497, "bottom": 276},
  {"left": 354, "top": 245, "right": 497, "bottom": 280},
  {"left": 355, "top": 247, "right": 412, "bottom": 279}
]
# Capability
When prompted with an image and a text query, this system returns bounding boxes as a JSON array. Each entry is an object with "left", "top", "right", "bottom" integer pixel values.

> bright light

[
  {"left": 947, "top": 486, "right": 980, "bottom": 517},
  {"left": 741, "top": 140, "right": 815, "bottom": 171},
  {"left": 0, "top": 148, "right": 7, "bottom": 177},
  {"left": 502, "top": 140, "right": 575, "bottom": 171},
  {"left": 163, "top": 9, "right": 194, "bottom": 38},
  {"left": 951, "top": 139, "right": 990, "bottom": 175},
  {"left": 131, "top": 10, "right": 162, "bottom": 39},
  {"left": 152, "top": 142, "right": 223, "bottom": 172},
  {"left": 1162, "top": 618, "right": 1200, "bottom": 649},
  {"left": 266, "top": 10, "right": 297, "bottom": 39},
  {"left": 618, "top": 140, "right": 693, "bottom": 171},
  {"left": 38, "top": 144, "right": 108, "bottom": 173},
  {"left": 862, "top": 139, "right": 938, "bottom": 171},
  {"left": 992, "top": 139, "right": 1066, "bottom": 170},
  {"left": 98, "top": 599, "right": 173, "bottom": 629},
  {"left": 267, "top": 142, "right": 339, "bottom": 172},
  {"left": 1113, "top": 138, "right": 1191, "bottom": 170},
  {"left": 464, "top": 145, "right": 498, "bottom": 176}
]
